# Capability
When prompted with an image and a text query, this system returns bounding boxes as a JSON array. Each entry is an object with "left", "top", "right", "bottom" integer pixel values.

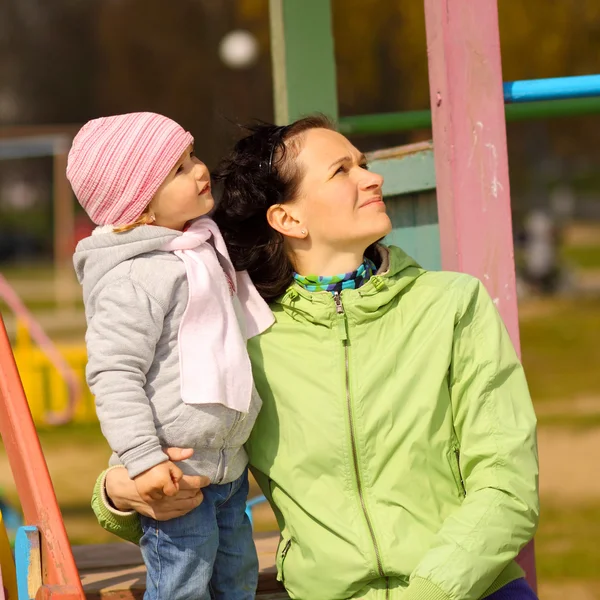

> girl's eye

[
  {"left": 176, "top": 164, "right": 185, "bottom": 174},
  {"left": 360, "top": 163, "right": 370, "bottom": 171},
  {"left": 335, "top": 165, "right": 347, "bottom": 175}
]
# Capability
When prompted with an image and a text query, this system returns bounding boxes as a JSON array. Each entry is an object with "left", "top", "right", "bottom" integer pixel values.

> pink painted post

[{"left": 423, "top": 0, "right": 537, "bottom": 589}]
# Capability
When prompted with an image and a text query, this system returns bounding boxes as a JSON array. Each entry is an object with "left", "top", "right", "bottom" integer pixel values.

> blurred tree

[
  {"left": 333, "top": 1, "right": 429, "bottom": 116},
  {"left": 94, "top": 0, "right": 273, "bottom": 167},
  {"left": 497, "top": 0, "right": 600, "bottom": 202},
  {"left": 1, "top": 0, "right": 598, "bottom": 264},
  {"left": 0, "top": 0, "right": 598, "bottom": 182},
  {"left": 94, "top": 0, "right": 218, "bottom": 162},
  {"left": 40, "top": 0, "right": 600, "bottom": 168},
  {"left": 0, "top": 0, "right": 96, "bottom": 125},
  {"left": 499, "top": 0, "right": 600, "bottom": 81}
]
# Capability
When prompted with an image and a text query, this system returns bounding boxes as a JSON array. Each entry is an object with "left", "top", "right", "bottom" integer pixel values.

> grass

[
  {"left": 536, "top": 413, "right": 600, "bottom": 429},
  {"left": 520, "top": 297, "right": 600, "bottom": 403},
  {"left": 0, "top": 298, "right": 84, "bottom": 313},
  {"left": 562, "top": 245, "right": 600, "bottom": 270},
  {"left": 35, "top": 422, "right": 106, "bottom": 448},
  {"left": 0, "top": 263, "right": 56, "bottom": 281},
  {"left": 0, "top": 421, "right": 113, "bottom": 545},
  {"left": 536, "top": 501, "right": 600, "bottom": 580}
]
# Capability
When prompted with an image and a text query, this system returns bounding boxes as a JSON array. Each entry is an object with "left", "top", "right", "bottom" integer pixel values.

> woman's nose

[{"left": 360, "top": 169, "right": 384, "bottom": 191}]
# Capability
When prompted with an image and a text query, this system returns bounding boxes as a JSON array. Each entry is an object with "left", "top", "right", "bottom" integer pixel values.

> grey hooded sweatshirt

[{"left": 73, "top": 224, "right": 262, "bottom": 482}]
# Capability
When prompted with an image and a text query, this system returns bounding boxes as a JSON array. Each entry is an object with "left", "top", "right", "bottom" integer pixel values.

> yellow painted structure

[
  {"left": 0, "top": 509, "right": 17, "bottom": 600},
  {"left": 11, "top": 323, "right": 95, "bottom": 425}
]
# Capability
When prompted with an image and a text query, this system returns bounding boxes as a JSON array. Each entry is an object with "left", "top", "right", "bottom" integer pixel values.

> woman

[{"left": 92, "top": 115, "right": 539, "bottom": 600}]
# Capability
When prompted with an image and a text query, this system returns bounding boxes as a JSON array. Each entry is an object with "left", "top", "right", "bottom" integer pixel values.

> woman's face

[{"left": 291, "top": 128, "right": 391, "bottom": 254}]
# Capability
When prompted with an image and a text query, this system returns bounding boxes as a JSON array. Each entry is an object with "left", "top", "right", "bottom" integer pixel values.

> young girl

[{"left": 68, "top": 112, "right": 273, "bottom": 600}]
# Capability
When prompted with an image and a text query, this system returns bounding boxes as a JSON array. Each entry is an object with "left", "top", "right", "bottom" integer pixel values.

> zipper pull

[
  {"left": 370, "top": 275, "right": 385, "bottom": 291},
  {"left": 333, "top": 292, "right": 348, "bottom": 342}
]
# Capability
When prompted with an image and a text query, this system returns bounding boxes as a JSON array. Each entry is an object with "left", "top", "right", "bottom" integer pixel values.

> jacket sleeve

[
  {"left": 86, "top": 280, "right": 169, "bottom": 478},
  {"left": 403, "top": 277, "right": 539, "bottom": 600},
  {"left": 91, "top": 467, "right": 143, "bottom": 545}
]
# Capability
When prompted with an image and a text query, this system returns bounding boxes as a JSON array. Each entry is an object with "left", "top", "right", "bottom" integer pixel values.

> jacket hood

[
  {"left": 273, "top": 245, "right": 425, "bottom": 326},
  {"left": 73, "top": 224, "right": 181, "bottom": 302}
]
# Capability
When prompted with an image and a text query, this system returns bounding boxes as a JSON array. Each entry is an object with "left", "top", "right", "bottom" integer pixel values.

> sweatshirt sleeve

[
  {"left": 403, "top": 277, "right": 539, "bottom": 600},
  {"left": 91, "top": 467, "right": 143, "bottom": 545},
  {"left": 86, "top": 280, "right": 169, "bottom": 478}
]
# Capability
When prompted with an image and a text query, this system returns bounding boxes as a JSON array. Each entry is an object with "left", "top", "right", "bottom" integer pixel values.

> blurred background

[{"left": 0, "top": 1, "right": 599, "bottom": 598}]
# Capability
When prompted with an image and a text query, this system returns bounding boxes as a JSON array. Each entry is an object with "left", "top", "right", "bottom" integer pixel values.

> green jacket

[{"left": 92, "top": 246, "right": 539, "bottom": 600}]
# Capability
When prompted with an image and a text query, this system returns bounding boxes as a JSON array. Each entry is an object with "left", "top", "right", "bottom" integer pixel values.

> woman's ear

[{"left": 266, "top": 204, "right": 308, "bottom": 240}]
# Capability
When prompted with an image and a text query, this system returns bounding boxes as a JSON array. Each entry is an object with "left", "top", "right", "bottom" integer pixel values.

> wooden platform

[{"left": 73, "top": 531, "right": 288, "bottom": 599}]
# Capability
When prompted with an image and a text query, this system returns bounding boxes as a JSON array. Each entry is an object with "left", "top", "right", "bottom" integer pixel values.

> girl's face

[
  {"left": 149, "top": 145, "right": 213, "bottom": 231},
  {"left": 289, "top": 128, "right": 391, "bottom": 255}
]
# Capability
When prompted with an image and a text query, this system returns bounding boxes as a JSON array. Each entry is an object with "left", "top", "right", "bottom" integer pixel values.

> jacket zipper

[
  {"left": 279, "top": 538, "right": 292, "bottom": 583},
  {"left": 333, "top": 292, "right": 385, "bottom": 581},
  {"left": 453, "top": 447, "right": 467, "bottom": 496},
  {"left": 215, "top": 449, "right": 225, "bottom": 484},
  {"left": 216, "top": 411, "right": 243, "bottom": 484},
  {"left": 228, "top": 409, "right": 243, "bottom": 441}
]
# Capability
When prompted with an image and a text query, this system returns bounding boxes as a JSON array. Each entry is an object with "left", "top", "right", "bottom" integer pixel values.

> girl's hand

[
  {"left": 105, "top": 448, "right": 210, "bottom": 520},
  {"left": 134, "top": 461, "right": 183, "bottom": 503}
]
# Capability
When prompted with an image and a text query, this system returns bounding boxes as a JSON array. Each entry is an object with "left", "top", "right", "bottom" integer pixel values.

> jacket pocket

[
  {"left": 160, "top": 403, "right": 235, "bottom": 450},
  {"left": 276, "top": 532, "right": 293, "bottom": 585},
  {"left": 447, "top": 447, "right": 467, "bottom": 497}
]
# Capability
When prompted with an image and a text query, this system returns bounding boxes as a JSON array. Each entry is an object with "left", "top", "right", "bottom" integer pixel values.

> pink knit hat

[{"left": 66, "top": 112, "right": 194, "bottom": 225}]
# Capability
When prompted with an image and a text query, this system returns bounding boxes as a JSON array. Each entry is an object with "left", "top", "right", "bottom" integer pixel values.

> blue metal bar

[
  {"left": 244, "top": 495, "right": 267, "bottom": 529},
  {"left": 0, "top": 135, "right": 65, "bottom": 160},
  {"left": 503, "top": 75, "right": 600, "bottom": 103}
]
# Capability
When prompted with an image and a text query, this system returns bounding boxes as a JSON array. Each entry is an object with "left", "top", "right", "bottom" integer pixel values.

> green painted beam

[
  {"left": 369, "top": 149, "right": 436, "bottom": 195},
  {"left": 340, "top": 111, "right": 432, "bottom": 135},
  {"left": 505, "top": 96, "right": 600, "bottom": 121},
  {"left": 339, "top": 97, "right": 600, "bottom": 135},
  {"left": 368, "top": 144, "right": 439, "bottom": 269},
  {"left": 269, "top": 0, "right": 338, "bottom": 124},
  {"left": 385, "top": 193, "right": 441, "bottom": 271}
]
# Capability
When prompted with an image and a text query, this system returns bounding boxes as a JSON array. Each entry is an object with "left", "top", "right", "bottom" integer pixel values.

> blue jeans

[{"left": 140, "top": 468, "right": 258, "bottom": 600}]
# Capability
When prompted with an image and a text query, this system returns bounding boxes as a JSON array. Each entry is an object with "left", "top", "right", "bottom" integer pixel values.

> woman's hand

[{"left": 105, "top": 448, "right": 210, "bottom": 520}]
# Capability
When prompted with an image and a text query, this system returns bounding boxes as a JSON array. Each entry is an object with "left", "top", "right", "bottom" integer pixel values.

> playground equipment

[
  {"left": 0, "top": 316, "right": 83, "bottom": 599},
  {"left": 0, "top": 126, "right": 77, "bottom": 286},
  {"left": 0, "top": 275, "right": 84, "bottom": 425},
  {"left": 338, "top": 79, "right": 600, "bottom": 136},
  {"left": 0, "top": 508, "right": 18, "bottom": 600},
  {"left": 1, "top": 0, "right": 599, "bottom": 597}
]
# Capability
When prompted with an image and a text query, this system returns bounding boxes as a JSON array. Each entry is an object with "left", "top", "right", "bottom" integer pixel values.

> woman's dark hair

[{"left": 212, "top": 114, "right": 379, "bottom": 303}]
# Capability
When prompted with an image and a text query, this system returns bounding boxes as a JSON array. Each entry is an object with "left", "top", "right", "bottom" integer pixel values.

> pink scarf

[{"left": 161, "top": 217, "right": 274, "bottom": 413}]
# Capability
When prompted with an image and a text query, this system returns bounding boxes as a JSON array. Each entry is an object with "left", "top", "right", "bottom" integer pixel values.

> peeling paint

[
  {"left": 485, "top": 142, "right": 504, "bottom": 198},
  {"left": 468, "top": 121, "right": 484, "bottom": 167}
]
